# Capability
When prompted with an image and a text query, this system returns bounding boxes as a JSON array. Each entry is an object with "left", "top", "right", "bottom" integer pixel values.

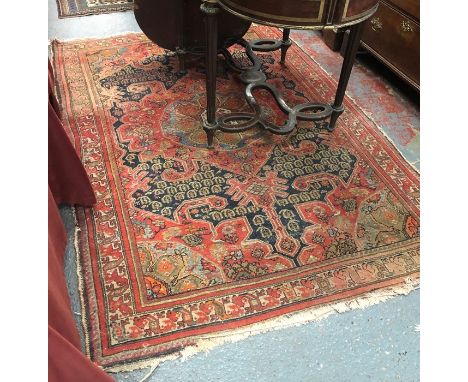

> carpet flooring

[{"left": 52, "top": 26, "right": 419, "bottom": 371}]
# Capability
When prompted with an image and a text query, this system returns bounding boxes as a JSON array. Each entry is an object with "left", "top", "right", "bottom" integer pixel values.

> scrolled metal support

[
  {"left": 220, "top": 38, "right": 262, "bottom": 74},
  {"left": 248, "top": 28, "right": 292, "bottom": 64},
  {"left": 214, "top": 40, "right": 333, "bottom": 137},
  {"left": 200, "top": 5, "right": 363, "bottom": 147}
]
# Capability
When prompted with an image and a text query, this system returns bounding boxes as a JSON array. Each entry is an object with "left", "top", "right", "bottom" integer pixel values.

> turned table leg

[
  {"left": 329, "top": 22, "right": 364, "bottom": 131},
  {"left": 280, "top": 28, "right": 292, "bottom": 64},
  {"left": 175, "top": 0, "right": 187, "bottom": 75},
  {"left": 201, "top": 1, "right": 220, "bottom": 148}
]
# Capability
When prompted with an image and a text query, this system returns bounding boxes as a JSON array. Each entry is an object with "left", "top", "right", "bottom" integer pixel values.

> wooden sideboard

[{"left": 324, "top": 0, "right": 420, "bottom": 90}]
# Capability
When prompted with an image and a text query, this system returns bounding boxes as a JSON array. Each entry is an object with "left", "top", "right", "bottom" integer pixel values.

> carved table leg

[
  {"left": 201, "top": 1, "right": 220, "bottom": 148},
  {"left": 176, "top": 0, "right": 187, "bottom": 74},
  {"left": 329, "top": 22, "right": 364, "bottom": 131},
  {"left": 280, "top": 28, "right": 292, "bottom": 64},
  {"left": 176, "top": 49, "right": 187, "bottom": 74}
]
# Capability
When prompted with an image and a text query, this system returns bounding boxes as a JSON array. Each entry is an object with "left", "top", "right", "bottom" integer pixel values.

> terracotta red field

[{"left": 52, "top": 26, "right": 420, "bottom": 369}]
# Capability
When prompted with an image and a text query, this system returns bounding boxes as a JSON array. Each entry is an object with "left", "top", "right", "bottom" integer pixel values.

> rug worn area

[
  {"left": 52, "top": 27, "right": 420, "bottom": 369},
  {"left": 56, "top": 0, "right": 133, "bottom": 18}
]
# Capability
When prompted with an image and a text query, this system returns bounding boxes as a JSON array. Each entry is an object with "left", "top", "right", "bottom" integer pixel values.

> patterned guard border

[{"left": 55, "top": 0, "right": 133, "bottom": 18}]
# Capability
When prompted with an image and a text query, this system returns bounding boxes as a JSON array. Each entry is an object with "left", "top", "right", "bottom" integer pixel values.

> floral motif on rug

[
  {"left": 52, "top": 26, "right": 420, "bottom": 369},
  {"left": 56, "top": 0, "right": 133, "bottom": 18}
]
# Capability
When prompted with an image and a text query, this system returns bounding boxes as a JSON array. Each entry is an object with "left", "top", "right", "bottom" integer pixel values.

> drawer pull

[
  {"left": 370, "top": 17, "right": 383, "bottom": 31},
  {"left": 401, "top": 20, "right": 414, "bottom": 33}
]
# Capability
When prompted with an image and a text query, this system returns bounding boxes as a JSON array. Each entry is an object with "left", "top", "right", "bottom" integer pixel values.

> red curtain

[
  {"left": 48, "top": 60, "right": 96, "bottom": 207},
  {"left": 48, "top": 61, "right": 114, "bottom": 382}
]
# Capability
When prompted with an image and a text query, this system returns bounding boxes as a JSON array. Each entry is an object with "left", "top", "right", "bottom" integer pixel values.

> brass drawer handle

[
  {"left": 401, "top": 20, "right": 414, "bottom": 33},
  {"left": 370, "top": 17, "right": 383, "bottom": 31}
]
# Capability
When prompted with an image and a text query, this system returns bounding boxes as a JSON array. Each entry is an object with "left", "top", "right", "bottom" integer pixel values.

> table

[{"left": 200, "top": 0, "right": 379, "bottom": 147}]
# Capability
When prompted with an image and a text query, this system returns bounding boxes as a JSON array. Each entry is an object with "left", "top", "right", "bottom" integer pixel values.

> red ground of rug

[{"left": 52, "top": 26, "right": 420, "bottom": 369}]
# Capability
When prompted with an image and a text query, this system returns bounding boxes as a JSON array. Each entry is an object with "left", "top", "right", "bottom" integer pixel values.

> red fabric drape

[
  {"left": 48, "top": 188, "right": 113, "bottom": 382},
  {"left": 48, "top": 60, "right": 61, "bottom": 119},
  {"left": 49, "top": 326, "right": 115, "bottom": 382},
  {"left": 48, "top": 61, "right": 113, "bottom": 381},
  {"left": 48, "top": 188, "right": 81, "bottom": 350},
  {"left": 48, "top": 88, "right": 96, "bottom": 207}
]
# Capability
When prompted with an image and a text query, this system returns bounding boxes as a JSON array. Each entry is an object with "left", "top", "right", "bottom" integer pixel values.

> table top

[
  {"left": 215, "top": 0, "right": 379, "bottom": 29},
  {"left": 134, "top": 0, "right": 251, "bottom": 51}
]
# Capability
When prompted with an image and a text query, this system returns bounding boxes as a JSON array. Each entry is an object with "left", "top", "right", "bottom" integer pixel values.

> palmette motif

[{"left": 53, "top": 27, "right": 419, "bottom": 368}]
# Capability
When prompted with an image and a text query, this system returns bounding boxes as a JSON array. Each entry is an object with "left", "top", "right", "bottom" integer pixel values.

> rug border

[
  {"left": 55, "top": 0, "right": 133, "bottom": 18},
  {"left": 72, "top": 206, "right": 418, "bottom": 373},
  {"left": 105, "top": 277, "right": 419, "bottom": 373}
]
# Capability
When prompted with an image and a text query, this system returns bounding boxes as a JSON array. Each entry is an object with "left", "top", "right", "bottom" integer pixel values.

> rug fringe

[
  {"left": 48, "top": 31, "right": 144, "bottom": 45},
  {"left": 71, "top": 207, "right": 92, "bottom": 358},
  {"left": 105, "top": 276, "right": 419, "bottom": 374}
]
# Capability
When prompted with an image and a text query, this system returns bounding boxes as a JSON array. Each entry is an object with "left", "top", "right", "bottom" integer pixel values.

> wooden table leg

[
  {"left": 201, "top": 1, "right": 220, "bottom": 148},
  {"left": 329, "top": 22, "right": 364, "bottom": 131},
  {"left": 280, "top": 28, "right": 292, "bottom": 64},
  {"left": 176, "top": 0, "right": 187, "bottom": 75}
]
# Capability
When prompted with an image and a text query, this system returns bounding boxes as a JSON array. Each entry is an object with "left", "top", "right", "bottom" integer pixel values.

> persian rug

[
  {"left": 51, "top": 26, "right": 420, "bottom": 370},
  {"left": 56, "top": 0, "right": 133, "bottom": 18}
]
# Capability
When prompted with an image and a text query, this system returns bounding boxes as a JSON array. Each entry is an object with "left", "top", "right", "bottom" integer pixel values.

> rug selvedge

[{"left": 52, "top": 27, "right": 420, "bottom": 369}]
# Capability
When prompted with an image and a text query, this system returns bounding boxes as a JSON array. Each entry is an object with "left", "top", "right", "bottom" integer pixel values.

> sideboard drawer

[{"left": 361, "top": 0, "right": 420, "bottom": 88}]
